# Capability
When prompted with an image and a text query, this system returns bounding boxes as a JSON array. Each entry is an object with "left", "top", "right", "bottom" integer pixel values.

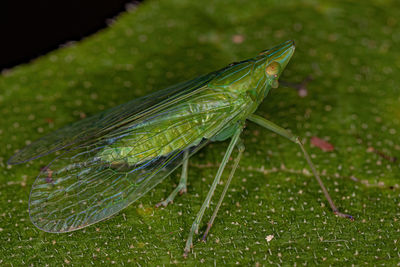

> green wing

[
  {"left": 8, "top": 73, "right": 216, "bottom": 165},
  {"left": 29, "top": 90, "right": 250, "bottom": 232}
]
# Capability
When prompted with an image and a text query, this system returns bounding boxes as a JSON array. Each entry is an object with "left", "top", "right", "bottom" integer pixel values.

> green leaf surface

[{"left": 1, "top": 0, "right": 399, "bottom": 265}]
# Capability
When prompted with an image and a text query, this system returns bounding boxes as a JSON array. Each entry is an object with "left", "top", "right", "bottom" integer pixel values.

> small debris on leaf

[
  {"left": 45, "top": 118, "right": 54, "bottom": 123},
  {"left": 355, "top": 134, "right": 397, "bottom": 163},
  {"left": 265, "top": 235, "right": 274, "bottom": 242},
  {"left": 367, "top": 146, "right": 397, "bottom": 162},
  {"left": 232, "top": 34, "right": 245, "bottom": 44}
]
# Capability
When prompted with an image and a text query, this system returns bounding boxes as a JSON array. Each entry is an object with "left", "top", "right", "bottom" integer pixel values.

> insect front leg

[
  {"left": 156, "top": 150, "right": 189, "bottom": 207},
  {"left": 248, "top": 114, "right": 354, "bottom": 220},
  {"left": 183, "top": 126, "right": 243, "bottom": 258}
]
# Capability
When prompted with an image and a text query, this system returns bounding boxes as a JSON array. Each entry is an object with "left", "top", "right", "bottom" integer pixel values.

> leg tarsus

[
  {"left": 202, "top": 223, "right": 212, "bottom": 242},
  {"left": 334, "top": 210, "right": 354, "bottom": 221},
  {"left": 155, "top": 181, "right": 186, "bottom": 207},
  {"left": 179, "top": 187, "right": 187, "bottom": 195},
  {"left": 156, "top": 150, "right": 189, "bottom": 208},
  {"left": 184, "top": 219, "right": 199, "bottom": 257},
  {"left": 156, "top": 187, "right": 179, "bottom": 207}
]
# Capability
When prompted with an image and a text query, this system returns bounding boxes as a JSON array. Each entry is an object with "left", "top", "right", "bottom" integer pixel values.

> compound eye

[{"left": 266, "top": 61, "right": 281, "bottom": 76}]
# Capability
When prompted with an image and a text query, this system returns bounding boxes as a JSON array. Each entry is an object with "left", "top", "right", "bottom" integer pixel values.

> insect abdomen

[{"left": 97, "top": 89, "right": 239, "bottom": 165}]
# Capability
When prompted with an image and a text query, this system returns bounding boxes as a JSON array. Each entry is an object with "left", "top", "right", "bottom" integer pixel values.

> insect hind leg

[
  {"left": 202, "top": 138, "right": 245, "bottom": 241},
  {"left": 184, "top": 126, "right": 243, "bottom": 257},
  {"left": 156, "top": 150, "right": 189, "bottom": 207}
]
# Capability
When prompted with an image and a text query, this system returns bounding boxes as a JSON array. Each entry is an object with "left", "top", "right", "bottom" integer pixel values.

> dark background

[{"left": 1, "top": 0, "right": 141, "bottom": 71}]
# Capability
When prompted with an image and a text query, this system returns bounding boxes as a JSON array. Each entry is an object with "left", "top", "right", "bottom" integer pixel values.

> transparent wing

[
  {"left": 29, "top": 141, "right": 209, "bottom": 233},
  {"left": 29, "top": 95, "right": 248, "bottom": 233},
  {"left": 8, "top": 72, "right": 217, "bottom": 165}
]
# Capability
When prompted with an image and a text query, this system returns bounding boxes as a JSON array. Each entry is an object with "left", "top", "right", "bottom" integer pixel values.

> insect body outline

[{"left": 8, "top": 40, "right": 353, "bottom": 256}]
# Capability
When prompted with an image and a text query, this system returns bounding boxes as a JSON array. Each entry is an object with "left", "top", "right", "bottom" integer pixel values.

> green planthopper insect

[{"left": 8, "top": 40, "right": 353, "bottom": 256}]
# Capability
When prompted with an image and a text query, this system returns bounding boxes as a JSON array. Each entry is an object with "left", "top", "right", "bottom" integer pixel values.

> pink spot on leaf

[{"left": 311, "top": 136, "right": 334, "bottom": 152}]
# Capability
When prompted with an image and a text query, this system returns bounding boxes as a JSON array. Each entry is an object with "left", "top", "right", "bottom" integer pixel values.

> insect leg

[
  {"left": 156, "top": 150, "right": 189, "bottom": 207},
  {"left": 248, "top": 114, "right": 353, "bottom": 221},
  {"left": 183, "top": 126, "right": 243, "bottom": 257},
  {"left": 202, "top": 138, "right": 245, "bottom": 242}
]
